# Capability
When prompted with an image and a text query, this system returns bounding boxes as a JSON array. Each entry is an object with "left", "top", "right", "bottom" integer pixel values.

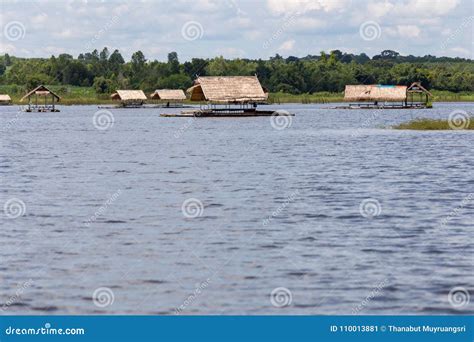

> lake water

[{"left": 1, "top": 103, "right": 473, "bottom": 315}]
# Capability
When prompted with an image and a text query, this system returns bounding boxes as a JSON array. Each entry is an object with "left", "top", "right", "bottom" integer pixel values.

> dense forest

[{"left": 0, "top": 49, "right": 472, "bottom": 95}]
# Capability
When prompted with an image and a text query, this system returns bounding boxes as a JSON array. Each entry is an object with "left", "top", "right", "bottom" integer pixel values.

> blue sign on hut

[
  {"left": 343, "top": 82, "right": 432, "bottom": 109},
  {"left": 20, "top": 85, "right": 60, "bottom": 112}
]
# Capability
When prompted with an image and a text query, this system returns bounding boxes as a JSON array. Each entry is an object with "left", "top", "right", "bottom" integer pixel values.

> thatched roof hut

[
  {"left": 111, "top": 90, "right": 147, "bottom": 102},
  {"left": 150, "top": 89, "right": 186, "bottom": 101},
  {"left": 0, "top": 94, "right": 12, "bottom": 105},
  {"left": 187, "top": 76, "right": 267, "bottom": 103},
  {"left": 111, "top": 90, "right": 147, "bottom": 107},
  {"left": 20, "top": 85, "right": 61, "bottom": 112},
  {"left": 344, "top": 85, "right": 407, "bottom": 102},
  {"left": 21, "top": 85, "right": 61, "bottom": 102}
]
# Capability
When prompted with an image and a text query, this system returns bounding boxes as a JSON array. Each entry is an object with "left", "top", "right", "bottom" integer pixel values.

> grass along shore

[
  {"left": 393, "top": 118, "right": 473, "bottom": 130},
  {"left": 0, "top": 85, "right": 473, "bottom": 105}
]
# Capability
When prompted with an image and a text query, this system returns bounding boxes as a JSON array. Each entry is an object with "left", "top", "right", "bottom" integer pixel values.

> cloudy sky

[{"left": 1, "top": 0, "right": 472, "bottom": 61}]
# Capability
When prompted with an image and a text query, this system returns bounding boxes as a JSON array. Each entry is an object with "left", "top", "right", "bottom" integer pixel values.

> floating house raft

[
  {"left": 340, "top": 82, "right": 432, "bottom": 109},
  {"left": 0, "top": 94, "right": 12, "bottom": 105},
  {"left": 20, "top": 85, "right": 60, "bottom": 112},
  {"left": 111, "top": 90, "right": 147, "bottom": 107},
  {"left": 161, "top": 76, "right": 291, "bottom": 117},
  {"left": 150, "top": 89, "right": 187, "bottom": 107}
]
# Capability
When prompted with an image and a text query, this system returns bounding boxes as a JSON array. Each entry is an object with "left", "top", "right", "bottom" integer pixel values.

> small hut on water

[
  {"left": 150, "top": 89, "right": 186, "bottom": 107},
  {"left": 111, "top": 90, "right": 147, "bottom": 107},
  {"left": 0, "top": 94, "right": 12, "bottom": 105},
  {"left": 343, "top": 82, "right": 432, "bottom": 109},
  {"left": 20, "top": 85, "right": 60, "bottom": 112}
]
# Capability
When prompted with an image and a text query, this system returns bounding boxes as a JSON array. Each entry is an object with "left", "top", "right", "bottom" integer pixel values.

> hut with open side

[
  {"left": 343, "top": 83, "right": 432, "bottom": 109},
  {"left": 111, "top": 90, "right": 147, "bottom": 107},
  {"left": 20, "top": 85, "right": 60, "bottom": 112},
  {"left": 0, "top": 94, "right": 12, "bottom": 105},
  {"left": 150, "top": 89, "right": 186, "bottom": 107},
  {"left": 406, "top": 82, "right": 433, "bottom": 107}
]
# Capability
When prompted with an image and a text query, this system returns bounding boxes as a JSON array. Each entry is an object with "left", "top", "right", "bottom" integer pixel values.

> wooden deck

[
  {"left": 160, "top": 109, "right": 294, "bottom": 117},
  {"left": 332, "top": 103, "right": 429, "bottom": 109}
]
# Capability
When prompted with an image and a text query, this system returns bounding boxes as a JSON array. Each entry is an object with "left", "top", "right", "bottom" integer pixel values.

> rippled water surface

[{"left": 1, "top": 103, "right": 473, "bottom": 315}]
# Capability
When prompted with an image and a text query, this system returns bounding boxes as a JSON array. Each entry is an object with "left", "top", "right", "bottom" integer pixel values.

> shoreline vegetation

[
  {"left": 0, "top": 49, "right": 473, "bottom": 106},
  {"left": 0, "top": 85, "right": 473, "bottom": 105},
  {"left": 393, "top": 118, "right": 473, "bottom": 130}
]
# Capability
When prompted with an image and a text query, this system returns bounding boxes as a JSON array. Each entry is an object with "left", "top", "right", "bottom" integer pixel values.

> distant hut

[
  {"left": 343, "top": 83, "right": 432, "bottom": 108},
  {"left": 111, "top": 90, "right": 147, "bottom": 107},
  {"left": 20, "top": 85, "right": 60, "bottom": 112},
  {"left": 0, "top": 94, "right": 12, "bottom": 105},
  {"left": 150, "top": 89, "right": 186, "bottom": 107}
]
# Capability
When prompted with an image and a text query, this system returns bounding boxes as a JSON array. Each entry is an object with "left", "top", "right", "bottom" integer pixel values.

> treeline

[{"left": 0, "top": 48, "right": 472, "bottom": 94}]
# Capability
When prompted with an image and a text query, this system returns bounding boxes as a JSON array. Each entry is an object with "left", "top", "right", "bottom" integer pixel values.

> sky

[{"left": 0, "top": 0, "right": 473, "bottom": 62}]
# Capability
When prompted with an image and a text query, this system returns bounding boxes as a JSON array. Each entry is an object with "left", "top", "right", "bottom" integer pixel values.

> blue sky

[{"left": 1, "top": 0, "right": 472, "bottom": 61}]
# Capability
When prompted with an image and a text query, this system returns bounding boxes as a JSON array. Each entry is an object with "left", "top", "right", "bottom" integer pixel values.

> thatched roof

[
  {"left": 111, "top": 90, "right": 147, "bottom": 101},
  {"left": 0, "top": 94, "right": 11, "bottom": 102},
  {"left": 344, "top": 85, "right": 407, "bottom": 102},
  {"left": 21, "top": 85, "right": 61, "bottom": 102},
  {"left": 187, "top": 76, "right": 267, "bottom": 103},
  {"left": 407, "top": 82, "right": 433, "bottom": 96},
  {"left": 150, "top": 89, "right": 186, "bottom": 100}
]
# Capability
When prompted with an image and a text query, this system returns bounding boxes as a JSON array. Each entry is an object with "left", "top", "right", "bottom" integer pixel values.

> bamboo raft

[
  {"left": 160, "top": 108, "right": 294, "bottom": 117},
  {"left": 331, "top": 103, "right": 429, "bottom": 109}
]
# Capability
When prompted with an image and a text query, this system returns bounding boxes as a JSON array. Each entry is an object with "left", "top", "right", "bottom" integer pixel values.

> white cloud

[
  {"left": 397, "top": 25, "right": 421, "bottom": 38},
  {"left": 278, "top": 39, "right": 295, "bottom": 51}
]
